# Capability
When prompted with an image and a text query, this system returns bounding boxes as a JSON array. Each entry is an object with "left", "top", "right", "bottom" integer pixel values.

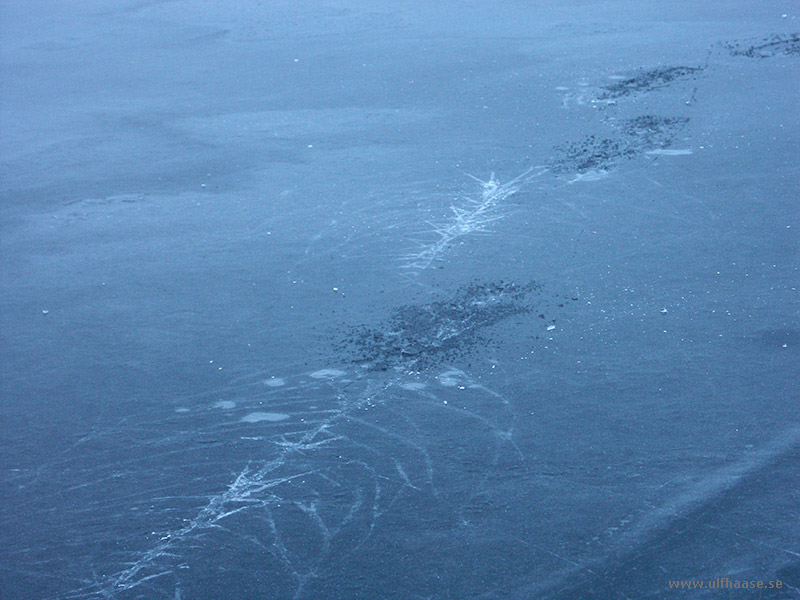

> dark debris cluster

[
  {"left": 339, "top": 281, "right": 557, "bottom": 371},
  {"left": 549, "top": 136, "right": 638, "bottom": 175},
  {"left": 597, "top": 66, "right": 703, "bottom": 100},
  {"left": 549, "top": 115, "right": 689, "bottom": 175},
  {"left": 619, "top": 115, "right": 690, "bottom": 148},
  {"left": 724, "top": 33, "right": 800, "bottom": 58}
]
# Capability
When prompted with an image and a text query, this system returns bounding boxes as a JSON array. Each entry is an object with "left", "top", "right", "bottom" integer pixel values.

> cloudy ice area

[{"left": 1, "top": 1, "right": 798, "bottom": 599}]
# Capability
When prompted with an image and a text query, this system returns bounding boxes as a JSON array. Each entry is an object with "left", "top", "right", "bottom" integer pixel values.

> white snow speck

[{"left": 438, "top": 369, "right": 465, "bottom": 387}]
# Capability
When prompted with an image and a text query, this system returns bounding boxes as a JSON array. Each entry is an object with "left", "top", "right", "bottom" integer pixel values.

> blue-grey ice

[{"left": 1, "top": 2, "right": 797, "bottom": 599}]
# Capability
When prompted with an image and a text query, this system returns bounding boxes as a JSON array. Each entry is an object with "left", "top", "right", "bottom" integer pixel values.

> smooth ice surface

[{"left": 1, "top": 1, "right": 798, "bottom": 599}]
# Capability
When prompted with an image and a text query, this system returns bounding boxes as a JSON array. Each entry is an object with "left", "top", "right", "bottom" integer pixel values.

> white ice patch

[
  {"left": 400, "top": 382, "right": 427, "bottom": 391},
  {"left": 240, "top": 412, "right": 290, "bottom": 423},
  {"left": 263, "top": 377, "right": 286, "bottom": 387},
  {"left": 310, "top": 368, "right": 346, "bottom": 380},
  {"left": 568, "top": 170, "right": 609, "bottom": 184},
  {"left": 174, "top": 408, "right": 190, "bottom": 413},
  {"left": 214, "top": 400, "right": 236, "bottom": 409},
  {"left": 646, "top": 148, "right": 693, "bottom": 156}
]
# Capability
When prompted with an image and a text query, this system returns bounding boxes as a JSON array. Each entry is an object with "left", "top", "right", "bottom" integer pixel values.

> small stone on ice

[
  {"left": 660, "top": 308, "right": 668, "bottom": 314},
  {"left": 546, "top": 325, "right": 556, "bottom": 331}
]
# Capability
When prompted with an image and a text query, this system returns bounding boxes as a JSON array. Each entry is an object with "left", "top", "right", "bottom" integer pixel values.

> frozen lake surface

[{"left": 1, "top": 1, "right": 798, "bottom": 598}]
